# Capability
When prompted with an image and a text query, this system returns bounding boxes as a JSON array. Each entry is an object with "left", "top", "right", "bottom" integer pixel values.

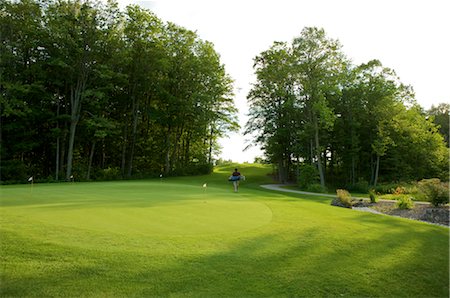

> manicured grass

[{"left": 1, "top": 164, "right": 448, "bottom": 297}]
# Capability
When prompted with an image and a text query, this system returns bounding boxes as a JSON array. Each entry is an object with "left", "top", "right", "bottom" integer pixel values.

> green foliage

[
  {"left": 349, "top": 178, "right": 369, "bottom": 193},
  {"left": 369, "top": 189, "right": 378, "bottom": 203},
  {"left": 246, "top": 27, "right": 448, "bottom": 189},
  {"left": 0, "top": 160, "right": 28, "bottom": 183},
  {"left": 172, "top": 163, "right": 213, "bottom": 176},
  {"left": 383, "top": 106, "right": 448, "bottom": 181},
  {"left": 306, "top": 183, "right": 327, "bottom": 193},
  {"left": 418, "top": 179, "right": 449, "bottom": 207},
  {"left": 0, "top": 0, "right": 237, "bottom": 183},
  {"left": 375, "top": 182, "right": 428, "bottom": 202},
  {"left": 371, "top": 182, "right": 418, "bottom": 195},
  {"left": 94, "top": 167, "right": 122, "bottom": 181},
  {"left": 336, "top": 189, "right": 352, "bottom": 208},
  {"left": 378, "top": 194, "right": 411, "bottom": 201},
  {"left": 373, "top": 183, "right": 401, "bottom": 194},
  {"left": 396, "top": 196, "right": 414, "bottom": 210},
  {"left": 2, "top": 0, "right": 449, "bottom": 187},
  {"left": 246, "top": 41, "right": 297, "bottom": 183},
  {"left": 428, "top": 103, "right": 449, "bottom": 147},
  {"left": 397, "top": 186, "right": 409, "bottom": 194},
  {"left": 298, "top": 164, "right": 320, "bottom": 189},
  {"left": 253, "top": 156, "right": 268, "bottom": 164},
  {"left": 215, "top": 158, "right": 233, "bottom": 166}
]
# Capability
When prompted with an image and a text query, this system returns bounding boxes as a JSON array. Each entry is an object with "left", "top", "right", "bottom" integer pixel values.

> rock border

[{"left": 261, "top": 184, "right": 449, "bottom": 227}]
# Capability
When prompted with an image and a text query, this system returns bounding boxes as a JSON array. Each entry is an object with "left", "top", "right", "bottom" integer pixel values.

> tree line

[
  {"left": 1, "top": 0, "right": 238, "bottom": 182},
  {"left": 246, "top": 27, "right": 448, "bottom": 188}
]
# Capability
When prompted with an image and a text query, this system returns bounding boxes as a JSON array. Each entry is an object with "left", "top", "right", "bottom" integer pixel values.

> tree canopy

[
  {"left": 246, "top": 27, "right": 448, "bottom": 187},
  {"left": 0, "top": 0, "right": 238, "bottom": 182}
]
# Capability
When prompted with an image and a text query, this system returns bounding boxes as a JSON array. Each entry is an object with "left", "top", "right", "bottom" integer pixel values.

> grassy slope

[{"left": 0, "top": 164, "right": 448, "bottom": 297}]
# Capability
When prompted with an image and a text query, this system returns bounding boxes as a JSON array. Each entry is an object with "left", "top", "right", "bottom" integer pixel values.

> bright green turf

[{"left": 1, "top": 164, "right": 449, "bottom": 297}]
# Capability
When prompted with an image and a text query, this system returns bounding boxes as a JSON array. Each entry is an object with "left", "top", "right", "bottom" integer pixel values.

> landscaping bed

[{"left": 351, "top": 200, "right": 449, "bottom": 226}]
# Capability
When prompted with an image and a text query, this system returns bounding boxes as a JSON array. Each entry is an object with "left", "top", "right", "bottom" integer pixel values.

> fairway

[{"left": 1, "top": 165, "right": 449, "bottom": 297}]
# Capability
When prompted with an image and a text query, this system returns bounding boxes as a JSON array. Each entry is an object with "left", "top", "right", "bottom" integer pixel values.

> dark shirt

[{"left": 232, "top": 171, "right": 241, "bottom": 176}]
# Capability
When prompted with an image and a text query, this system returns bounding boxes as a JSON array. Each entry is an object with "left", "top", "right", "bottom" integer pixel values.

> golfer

[{"left": 231, "top": 168, "right": 241, "bottom": 192}]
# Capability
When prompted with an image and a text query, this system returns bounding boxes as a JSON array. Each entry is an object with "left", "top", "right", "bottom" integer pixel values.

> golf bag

[
  {"left": 228, "top": 175, "right": 240, "bottom": 181},
  {"left": 228, "top": 175, "right": 245, "bottom": 182}
]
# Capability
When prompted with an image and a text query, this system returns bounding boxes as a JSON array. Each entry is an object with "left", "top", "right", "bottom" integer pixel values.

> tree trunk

[
  {"left": 373, "top": 155, "right": 380, "bottom": 187},
  {"left": 165, "top": 128, "right": 171, "bottom": 175},
  {"left": 278, "top": 160, "right": 286, "bottom": 183},
  {"left": 314, "top": 116, "right": 325, "bottom": 187},
  {"left": 121, "top": 125, "right": 128, "bottom": 177},
  {"left": 86, "top": 140, "right": 96, "bottom": 180},
  {"left": 56, "top": 136, "right": 60, "bottom": 181},
  {"left": 184, "top": 135, "right": 190, "bottom": 167},
  {"left": 208, "top": 125, "right": 214, "bottom": 164},
  {"left": 101, "top": 140, "right": 105, "bottom": 169},
  {"left": 329, "top": 148, "right": 335, "bottom": 185},
  {"left": 60, "top": 127, "right": 67, "bottom": 178},
  {"left": 127, "top": 96, "right": 139, "bottom": 177},
  {"left": 55, "top": 100, "right": 60, "bottom": 181},
  {"left": 66, "top": 73, "right": 87, "bottom": 180},
  {"left": 370, "top": 154, "right": 375, "bottom": 185},
  {"left": 172, "top": 126, "right": 182, "bottom": 169},
  {"left": 351, "top": 155, "right": 356, "bottom": 186},
  {"left": 66, "top": 118, "right": 78, "bottom": 180}
]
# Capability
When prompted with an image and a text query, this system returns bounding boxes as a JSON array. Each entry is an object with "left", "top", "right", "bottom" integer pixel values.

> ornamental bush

[
  {"left": 397, "top": 196, "right": 414, "bottom": 209},
  {"left": 369, "top": 189, "right": 378, "bottom": 203},
  {"left": 418, "top": 179, "right": 449, "bottom": 207},
  {"left": 336, "top": 189, "right": 352, "bottom": 208}
]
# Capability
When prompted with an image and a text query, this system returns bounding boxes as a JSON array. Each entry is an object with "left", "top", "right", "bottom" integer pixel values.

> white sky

[{"left": 118, "top": 0, "right": 450, "bottom": 162}]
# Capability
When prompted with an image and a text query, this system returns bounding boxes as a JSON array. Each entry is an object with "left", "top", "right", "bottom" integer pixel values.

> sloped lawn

[{"left": 1, "top": 164, "right": 448, "bottom": 297}]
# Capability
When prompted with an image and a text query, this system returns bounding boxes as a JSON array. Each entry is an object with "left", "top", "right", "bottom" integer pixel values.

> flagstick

[
  {"left": 29, "top": 177, "right": 34, "bottom": 197},
  {"left": 202, "top": 183, "right": 207, "bottom": 199}
]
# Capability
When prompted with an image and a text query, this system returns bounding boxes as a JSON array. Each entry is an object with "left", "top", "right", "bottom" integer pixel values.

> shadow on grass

[
  {"left": 132, "top": 223, "right": 449, "bottom": 297},
  {"left": 1, "top": 170, "right": 449, "bottom": 296},
  {"left": 1, "top": 212, "right": 448, "bottom": 297}
]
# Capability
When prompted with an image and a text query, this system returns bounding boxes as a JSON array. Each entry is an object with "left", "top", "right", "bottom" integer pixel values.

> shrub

[
  {"left": 351, "top": 178, "right": 369, "bottom": 193},
  {"left": 306, "top": 183, "right": 327, "bottom": 193},
  {"left": 172, "top": 163, "right": 213, "bottom": 176},
  {"left": 418, "top": 178, "right": 449, "bottom": 207},
  {"left": 397, "top": 196, "right": 414, "bottom": 209},
  {"left": 298, "top": 164, "right": 319, "bottom": 189},
  {"left": 336, "top": 189, "right": 352, "bottom": 208},
  {"left": 374, "top": 183, "right": 400, "bottom": 194},
  {"left": 0, "top": 160, "right": 28, "bottom": 182},
  {"left": 404, "top": 184, "right": 419, "bottom": 194},
  {"left": 393, "top": 186, "right": 407, "bottom": 195},
  {"left": 369, "top": 189, "right": 378, "bottom": 203},
  {"left": 95, "top": 167, "right": 121, "bottom": 181}
]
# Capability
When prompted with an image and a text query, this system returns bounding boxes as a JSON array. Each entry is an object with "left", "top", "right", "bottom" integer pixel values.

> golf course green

[{"left": 1, "top": 164, "right": 449, "bottom": 297}]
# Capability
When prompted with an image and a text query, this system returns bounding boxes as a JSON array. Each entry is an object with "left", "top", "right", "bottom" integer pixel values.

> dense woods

[
  {"left": 0, "top": 0, "right": 238, "bottom": 182},
  {"left": 246, "top": 27, "right": 448, "bottom": 188},
  {"left": 1, "top": 2, "right": 448, "bottom": 187}
]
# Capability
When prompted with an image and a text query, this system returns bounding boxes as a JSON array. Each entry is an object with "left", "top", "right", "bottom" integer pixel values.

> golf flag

[{"left": 28, "top": 176, "right": 33, "bottom": 182}]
